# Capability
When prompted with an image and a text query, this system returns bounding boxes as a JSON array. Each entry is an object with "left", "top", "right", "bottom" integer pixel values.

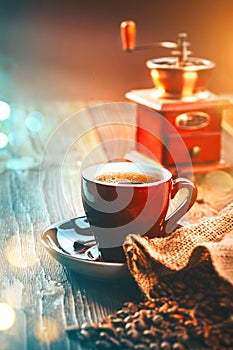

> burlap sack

[{"left": 123, "top": 202, "right": 233, "bottom": 299}]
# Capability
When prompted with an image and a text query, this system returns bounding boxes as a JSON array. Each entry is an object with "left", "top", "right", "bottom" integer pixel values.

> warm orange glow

[
  {"left": 150, "top": 69, "right": 166, "bottom": 93},
  {"left": 195, "top": 91, "right": 211, "bottom": 100},
  {"left": 182, "top": 96, "right": 198, "bottom": 102},
  {"left": 151, "top": 88, "right": 166, "bottom": 99},
  {"left": 182, "top": 71, "right": 198, "bottom": 97},
  {"left": 182, "top": 90, "right": 210, "bottom": 102}
]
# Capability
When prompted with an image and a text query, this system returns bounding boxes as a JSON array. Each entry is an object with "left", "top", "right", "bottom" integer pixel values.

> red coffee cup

[{"left": 82, "top": 162, "right": 197, "bottom": 262}]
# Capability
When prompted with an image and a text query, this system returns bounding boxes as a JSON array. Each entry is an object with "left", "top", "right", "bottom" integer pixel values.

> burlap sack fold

[{"left": 123, "top": 202, "right": 233, "bottom": 299}]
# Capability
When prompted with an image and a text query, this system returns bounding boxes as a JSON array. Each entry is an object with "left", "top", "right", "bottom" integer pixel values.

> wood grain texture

[{"left": 0, "top": 100, "right": 141, "bottom": 350}]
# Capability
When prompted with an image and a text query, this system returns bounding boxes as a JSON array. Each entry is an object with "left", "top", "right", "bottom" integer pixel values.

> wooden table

[{"left": 0, "top": 99, "right": 232, "bottom": 350}]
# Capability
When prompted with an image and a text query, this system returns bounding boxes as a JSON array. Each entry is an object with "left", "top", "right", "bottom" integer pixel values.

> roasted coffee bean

[
  {"left": 134, "top": 344, "right": 149, "bottom": 350},
  {"left": 149, "top": 344, "right": 160, "bottom": 350},
  {"left": 143, "top": 300, "right": 156, "bottom": 309},
  {"left": 67, "top": 262, "right": 233, "bottom": 350},
  {"left": 111, "top": 317, "right": 125, "bottom": 327},
  {"left": 159, "top": 303, "right": 170, "bottom": 313},
  {"left": 120, "top": 337, "right": 135, "bottom": 348},
  {"left": 152, "top": 314, "right": 163, "bottom": 325},
  {"left": 172, "top": 342, "right": 185, "bottom": 350},
  {"left": 127, "top": 329, "right": 142, "bottom": 342},
  {"left": 125, "top": 321, "right": 134, "bottom": 332},
  {"left": 164, "top": 332, "right": 179, "bottom": 343},
  {"left": 160, "top": 341, "right": 172, "bottom": 349},
  {"left": 108, "top": 336, "right": 121, "bottom": 347},
  {"left": 143, "top": 329, "right": 157, "bottom": 339},
  {"left": 78, "top": 328, "right": 92, "bottom": 341},
  {"left": 124, "top": 315, "right": 135, "bottom": 323},
  {"left": 99, "top": 331, "right": 110, "bottom": 340},
  {"left": 127, "top": 301, "right": 139, "bottom": 314},
  {"left": 176, "top": 331, "right": 189, "bottom": 343},
  {"left": 95, "top": 339, "right": 112, "bottom": 349},
  {"left": 115, "top": 326, "right": 124, "bottom": 336},
  {"left": 134, "top": 318, "right": 148, "bottom": 331},
  {"left": 98, "top": 324, "right": 117, "bottom": 337},
  {"left": 149, "top": 289, "right": 159, "bottom": 299}
]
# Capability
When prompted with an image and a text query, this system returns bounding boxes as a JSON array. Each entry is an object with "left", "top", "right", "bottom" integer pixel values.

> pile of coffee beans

[{"left": 67, "top": 262, "right": 233, "bottom": 349}]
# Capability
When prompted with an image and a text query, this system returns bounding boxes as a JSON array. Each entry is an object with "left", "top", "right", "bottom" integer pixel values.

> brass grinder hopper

[{"left": 120, "top": 20, "right": 215, "bottom": 99}]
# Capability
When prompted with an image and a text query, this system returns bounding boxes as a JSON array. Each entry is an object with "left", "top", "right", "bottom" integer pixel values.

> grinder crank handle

[
  {"left": 120, "top": 20, "right": 177, "bottom": 52},
  {"left": 120, "top": 20, "right": 136, "bottom": 51}
]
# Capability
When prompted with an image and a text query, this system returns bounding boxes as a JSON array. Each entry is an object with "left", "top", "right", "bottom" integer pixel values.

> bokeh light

[
  {"left": 25, "top": 111, "right": 44, "bottom": 133},
  {"left": 6, "top": 157, "right": 38, "bottom": 171},
  {"left": 0, "top": 303, "right": 16, "bottom": 331},
  {"left": 8, "top": 131, "right": 22, "bottom": 148},
  {"left": 0, "top": 132, "right": 8, "bottom": 149},
  {"left": 4, "top": 234, "right": 38, "bottom": 268},
  {"left": 34, "top": 317, "right": 62, "bottom": 343},
  {"left": 0, "top": 101, "right": 11, "bottom": 121},
  {"left": 4, "top": 283, "right": 24, "bottom": 310}
]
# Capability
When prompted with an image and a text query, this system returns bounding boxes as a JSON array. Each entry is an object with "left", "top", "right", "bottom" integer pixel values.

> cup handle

[{"left": 163, "top": 178, "right": 197, "bottom": 234}]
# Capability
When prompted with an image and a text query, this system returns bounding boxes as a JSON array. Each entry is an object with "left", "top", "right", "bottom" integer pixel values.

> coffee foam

[{"left": 95, "top": 171, "right": 159, "bottom": 184}]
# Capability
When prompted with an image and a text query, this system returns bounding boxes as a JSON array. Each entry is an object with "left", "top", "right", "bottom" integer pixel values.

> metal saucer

[{"left": 41, "top": 216, "right": 130, "bottom": 280}]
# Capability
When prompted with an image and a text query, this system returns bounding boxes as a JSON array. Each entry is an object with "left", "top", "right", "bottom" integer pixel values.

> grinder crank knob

[{"left": 120, "top": 20, "right": 136, "bottom": 51}]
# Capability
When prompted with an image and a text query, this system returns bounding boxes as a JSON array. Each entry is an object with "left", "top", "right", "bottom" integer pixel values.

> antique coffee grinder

[{"left": 120, "top": 20, "right": 231, "bottom": 174}]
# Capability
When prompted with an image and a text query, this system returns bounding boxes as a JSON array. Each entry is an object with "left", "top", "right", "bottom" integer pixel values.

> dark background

[{"left": 0, "top": 0, "right": 233, "bottom": 102}]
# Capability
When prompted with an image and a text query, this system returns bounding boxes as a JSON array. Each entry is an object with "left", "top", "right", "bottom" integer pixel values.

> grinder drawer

[{"left": 164, "top": 132, "right": 221, "bottom": 165}]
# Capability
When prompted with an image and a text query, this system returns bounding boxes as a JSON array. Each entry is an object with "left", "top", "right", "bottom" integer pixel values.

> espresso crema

[{"left": 95, "top": 171, "right": 160, "bottom": 184}]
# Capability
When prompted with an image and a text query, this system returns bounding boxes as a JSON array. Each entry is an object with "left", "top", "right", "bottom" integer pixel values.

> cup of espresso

[{"left": 81, "top": 162, "right": 197, "bottom": 262}]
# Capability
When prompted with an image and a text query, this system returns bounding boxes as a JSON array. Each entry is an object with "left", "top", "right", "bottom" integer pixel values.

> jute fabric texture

[{"left": 123, "top": 202, "right": 233, "bottom": 299}]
